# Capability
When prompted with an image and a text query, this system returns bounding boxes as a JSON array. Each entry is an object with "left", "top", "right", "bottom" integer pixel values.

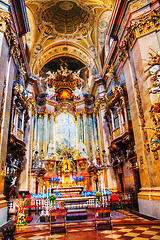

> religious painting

[
  {"left": 55, "top": 113, "right": 76, "bottom": 151},
  {"left": 56, "top": 88, "right": 73, "bottom": 101}
]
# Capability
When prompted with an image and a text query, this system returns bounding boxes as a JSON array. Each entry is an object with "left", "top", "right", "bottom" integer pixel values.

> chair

[
  {"left": 50, "top": 209, "right": 66, "bottom": 233},
  {"left": 111, "top": 194, "right": 121, "bottom": 209},
  {"left": 95, "top": 207, "right": 112, "bottom": 230}
]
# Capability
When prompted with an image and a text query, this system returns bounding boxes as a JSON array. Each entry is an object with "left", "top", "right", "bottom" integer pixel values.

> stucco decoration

[
  {"left": 32, "top": 44, "right": 99, "bottom": 77},
  {"left": 25, "top": 0, "right": 114, "bottom": 73},
  {"left": 98, "top": 10, "right": 112, "bottom": 56}
]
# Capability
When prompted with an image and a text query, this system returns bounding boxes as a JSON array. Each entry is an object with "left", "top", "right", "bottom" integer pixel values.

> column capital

[
  {"left": 82, "top": 111, "right": 87, "bottom": 117},
  {"left": 44, "top": 110, "right": 49, "bottom": 117},
  {"left": 38, "top": 112, "right": 44, "bottom": 118},
  {"left": 49, "top": 112, "right": 55, "bottom": 117}
]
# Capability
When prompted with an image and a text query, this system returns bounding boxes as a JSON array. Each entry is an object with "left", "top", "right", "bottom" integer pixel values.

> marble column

[
  {"left": 110, "top": 109, "right": 115, "bottom": 131},
  {"left": 77, "top": 113, "right": 82, "bottom": 143},
  {"left": 33, "top": 110, "right": 38, "bottom": 148},
  {"left": 83, "top": 112, "right": 89, "bottom": 153},
  {"left": 19, "top": 104, "right": 33, "bottom": 192},
  {"left": 43, "top": 111, "right": 48, "bottom": 156},
  {"left": 88, "top": 113, "right": 94, "bottom": 156},
  {"left": 38, "top": 113, "right": 43, "bottom": 154},
  {"left": 116, "top": 103, "right": 123, "bottom": 134},
  {"left": 49, "top": 113, "right": 54, "bottom": 143},
  {"left": 13, "top": 109, "right": 18, "bottom": 135},
  {"left": 120, "top": 96, "right": 129, "bottom": 131},
  {"left": 93, "top": 112, "right": 98, "bottom": 147}
]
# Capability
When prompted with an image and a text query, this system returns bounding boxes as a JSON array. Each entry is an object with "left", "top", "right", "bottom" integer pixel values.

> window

[
  {"left": 18, "top": 109, "right": 23, "bottom": 130},
  {"left": 126, "top": 100, "right": 131, "bottom": 121},
  {"left": 113, "top": 108, "right": 119, "bottom": 129}
]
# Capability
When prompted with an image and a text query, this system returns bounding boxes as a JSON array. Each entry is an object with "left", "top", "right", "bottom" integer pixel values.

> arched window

[
  {"left": 18, "top": 109, "right": 23, "bottom": 130},
  {"left": 113, "top": 108, "right": 119, "bottom": 129},
  {"left": 126, "top": 100, "right": 131, "bottom": 121}
]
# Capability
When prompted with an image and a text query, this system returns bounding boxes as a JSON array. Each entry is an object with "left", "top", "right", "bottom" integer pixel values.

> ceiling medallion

[{"left": 60, "top": 1, "right": 73, "bottom": 11}]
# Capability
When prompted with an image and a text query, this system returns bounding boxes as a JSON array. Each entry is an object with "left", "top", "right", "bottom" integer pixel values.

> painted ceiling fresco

[{"left": 25, "top": 0, "right": 116, "bottom": 78}]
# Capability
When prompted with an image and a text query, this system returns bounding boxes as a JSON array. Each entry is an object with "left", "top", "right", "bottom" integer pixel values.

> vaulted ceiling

[{"left": 25, "top": 0, "right": 115, "bottom": 78}]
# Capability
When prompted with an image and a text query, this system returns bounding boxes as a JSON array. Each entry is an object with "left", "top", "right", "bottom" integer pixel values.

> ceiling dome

[{"left": 41, "top": 1, "right": 91, "bottom": 34}]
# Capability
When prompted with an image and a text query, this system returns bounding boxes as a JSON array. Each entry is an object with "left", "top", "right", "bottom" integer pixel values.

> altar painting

[{"left": 55, "top": 113, "right": 76, "bottom": 151}]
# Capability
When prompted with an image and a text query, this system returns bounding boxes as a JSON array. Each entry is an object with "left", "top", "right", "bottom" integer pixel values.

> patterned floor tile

[
  {"left": 142, "top": 231, "right": 158, "bottom": 235},
  {"left": 123, "top": 232, "right": 140, "bottom": 237},
  {"left": 118, "top": 228, "right": 133, "bottom": 232},
  {"left": 135, "top": 227, "right": 150, "bottom": 231},
  {"left": 104, "top": 234, "right": 122, "bottom": 239},
  {"left": 151, "top": 236, "right": 160, "bottom": 239},
  {"left": 132, "top": 238, "right": 150, "bottom": 240},
  {"left": 100, "top": 230, "right": 116, "bottom": 234},
  {"left": 151, "top": 226, "right": 160, "bottom": 229}
]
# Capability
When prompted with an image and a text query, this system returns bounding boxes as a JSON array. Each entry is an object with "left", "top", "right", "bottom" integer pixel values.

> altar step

[{"left": 66, "top": 209, "right": 87, "bottom": 221}]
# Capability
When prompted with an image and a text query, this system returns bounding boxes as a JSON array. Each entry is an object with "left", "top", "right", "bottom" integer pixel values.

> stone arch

[{"left": 31, "top": 43, "right": 100, "bottom": 77}]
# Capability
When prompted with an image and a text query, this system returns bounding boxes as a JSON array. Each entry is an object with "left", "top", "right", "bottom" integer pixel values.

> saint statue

[
  {"left": 45, "top": 141, "right": 55, "bottom": 159},
  {"left": 78, "top": 140, "right": 88, "bottom": 159}
]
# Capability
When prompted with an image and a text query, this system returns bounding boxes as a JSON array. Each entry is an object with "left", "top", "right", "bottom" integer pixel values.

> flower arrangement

[
  {"left": 95, "top": 192, "right": 101, "bottom": 200},
  {"left": 49, "top": 194, "right": 57, "bottom": 202},
  {"left": 95, "top": 192, "right": 101, "bottom": 205}
]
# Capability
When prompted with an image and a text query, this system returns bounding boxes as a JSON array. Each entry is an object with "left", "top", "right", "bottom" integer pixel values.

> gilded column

[{"left": 43, "top": 110, "right": 48, "bottom": 156}]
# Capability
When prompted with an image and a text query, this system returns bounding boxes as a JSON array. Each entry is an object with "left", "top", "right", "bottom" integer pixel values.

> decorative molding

[
  {"left": 134, "top": 77, "right": 150, "bottom": 151},
  {"left": 0, "top": 10, "right": 20, "bottom": 58},
  {"left": 118, "top": 7, "right": 160, "bottom": 65}
]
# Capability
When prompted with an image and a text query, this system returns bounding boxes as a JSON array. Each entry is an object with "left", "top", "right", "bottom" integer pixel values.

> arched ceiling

[{"left": 25, "top": 0, "right": 116, "bottom": 77}]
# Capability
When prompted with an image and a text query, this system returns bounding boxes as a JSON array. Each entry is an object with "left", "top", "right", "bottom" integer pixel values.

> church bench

[
  {"left": 95, "top": 207, "right": 112, "bottom": 230},
  {"left": 50, "top": 209, "right": 67, "bottom": 233}
]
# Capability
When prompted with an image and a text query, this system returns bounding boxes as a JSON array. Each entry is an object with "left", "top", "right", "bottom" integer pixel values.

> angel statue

[
  {"left": 46, "top": 85, "right": 56, "bottom": 98},
  {"left": 73, "top": 86, "right": 83, "bottom": 99}
]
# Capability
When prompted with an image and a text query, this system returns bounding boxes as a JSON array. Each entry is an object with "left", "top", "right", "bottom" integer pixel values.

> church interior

[{"left": 0, "top": 0, "right": 160, "bottom": 239}]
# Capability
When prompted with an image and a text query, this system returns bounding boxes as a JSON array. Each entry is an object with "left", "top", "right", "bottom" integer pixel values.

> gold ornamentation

[
  {"left": 113, "top": 128, "right": 120, "bottom": 138},
  {"left": 119, "top": 7, "right": 160, "bottom": 64},
  {"left": 118, "top": 40, "right": 128, "bottom": 64},
  {"left": 150, "top": 101, "right": 160, "bottom": 152},
  {"left": 145, "top": 50, "right": 160, "bottom": 94}
]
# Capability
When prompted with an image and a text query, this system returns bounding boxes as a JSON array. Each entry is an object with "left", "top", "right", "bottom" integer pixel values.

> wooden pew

[
  {"left": 95, "top": 207, "right": 112, "bottom": 230},
  {"left": 50, "top": 209, "right": 66, "bottom": 233}
]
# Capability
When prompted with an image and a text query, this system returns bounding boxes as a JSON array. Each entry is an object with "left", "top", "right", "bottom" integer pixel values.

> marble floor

[{"left": 1, "top": 210, "right": 160, "bottom": 240}]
